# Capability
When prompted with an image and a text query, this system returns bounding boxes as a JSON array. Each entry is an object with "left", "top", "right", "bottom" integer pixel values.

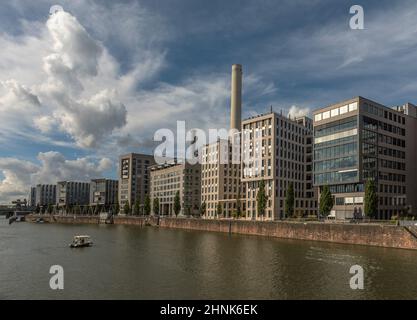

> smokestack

[{"left": 230, "top": 64, "right": 242, "bottom": 131}]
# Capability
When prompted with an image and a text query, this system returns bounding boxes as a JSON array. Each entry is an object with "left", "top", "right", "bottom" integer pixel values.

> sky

[{"left": 1, "top": 0, "right": 417, "bottom": 203}]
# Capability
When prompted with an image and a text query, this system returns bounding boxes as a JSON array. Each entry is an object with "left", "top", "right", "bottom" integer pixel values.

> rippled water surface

[{"left": 1, "top": 217, "right": 417, "bottom": 299}]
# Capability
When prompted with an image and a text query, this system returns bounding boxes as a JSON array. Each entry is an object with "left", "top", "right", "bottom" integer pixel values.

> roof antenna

[{"left": 270, "top": 105, "right": 272, "bottom": 113}]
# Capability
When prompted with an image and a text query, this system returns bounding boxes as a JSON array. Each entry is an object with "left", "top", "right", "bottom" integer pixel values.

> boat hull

[{"left": 69, "top": 243, "right": 93, "bottom": 248}]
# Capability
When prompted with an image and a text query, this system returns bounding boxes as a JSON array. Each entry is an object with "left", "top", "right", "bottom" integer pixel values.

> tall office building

[
  {"left": 57, "top": 181, "right": 90, "bottom": 207},
  {"left": 34, "top": 184, "right": 56, "bottom": 207},
  {"left": 313, "top": 96, "right": 417, "bottom": 219},
  {"left": 90, "top": 179, "right": 118, "bottom": 206},
  {"left": 118, "top": 153, "right": 155, "bottom": 212},
  {"left": 150, "top": 160, "right": 201, "bottom": 216},
  {"left": 241, "top": 112, "right": 316, "bottom": 220}
]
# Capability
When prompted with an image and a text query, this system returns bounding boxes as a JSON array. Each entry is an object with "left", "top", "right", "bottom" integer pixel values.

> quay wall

[
  {"left": 156, "top": 217, "right": 417, "bottom": 250},
  {"left": 26, "top": 215, "right": 417, "bottom": 250}
]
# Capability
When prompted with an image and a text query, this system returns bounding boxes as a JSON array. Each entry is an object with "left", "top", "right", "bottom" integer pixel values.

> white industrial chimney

[{"left": 230, "top": 64, "right": 242, "bottom": 131}]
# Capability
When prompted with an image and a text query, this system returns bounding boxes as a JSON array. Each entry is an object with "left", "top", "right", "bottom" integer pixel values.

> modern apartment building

[
  {"left": 201, "top": 138, "right": 244, "bottom": 218},
  {"left": 34, "top": 184, "right": 57, "bottom": 206},
  {"left": 90, "top": 179, "right": 118, "bottom": 206},
  {"left": 241, "top": 112, "right": 316, "bottom": 220},
  {"left": 57, "top": 181, "right": 90, "bottom": 207},
  {"left": 118, "top": 153, "right": 155, "bottom": 212},
  {"left": 313, "top": 96, "right": 417, "bottom": 219},
  {"left": 150, "top": 160, "right": 201, "bottom": 216}
]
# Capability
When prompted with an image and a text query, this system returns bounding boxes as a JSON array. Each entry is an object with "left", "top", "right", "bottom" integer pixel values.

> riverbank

[{"left": 26, "top": 214, "right": 417, "bottom": 250}]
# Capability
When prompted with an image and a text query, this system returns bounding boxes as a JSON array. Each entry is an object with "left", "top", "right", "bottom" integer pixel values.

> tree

[
  {"left": 47, "top": 203, "right": 53, "bottom": 214},
  {"left": 144, "top": 195, "right": 151, "bottom": 215},
  {"left": 174, "top": 191, "right": 181, "bottom": 217},
  {"left": 133, "top": 199, "right": 140, "bottom": 215},
  {"left": 319, "top": 185, "right": 334, "bottom": 217},
  {"left": 153, "top": 198, "right": 160, "bottom": 215},
  {"left": 35, "top": 204, "right": 41, "bottom": 214},
  {"left": 256, "top": 179, "right": 268, "bottom": 218},
  {"left": 236, "top": 189, "right": 242, "bottom": 218},
  {"left": 74, "top": 205, "right": 81, "bottom": 215},
  {"left": 185, "top": 205, "right": 191, "bottom": 216},
  {"left": 200, "top": 201, "right": 206, "bottom": 216},
  {"left": 123, "top": 201, "right": 131, "bottom": 215},
  {"left": 364, "top": 180, "right": 378, "bottom": 218},
  {"left": 284, "top": 182, "right": 295, "bottom": 218},
  {"left": 216, "top": 202, "right": 223, "bottom": 218},
  {"left": 114, "top": 201, "right": 120, "bottom": 215}
]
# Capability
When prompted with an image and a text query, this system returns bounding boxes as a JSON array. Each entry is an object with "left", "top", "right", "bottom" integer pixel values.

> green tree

[
  {"left": 174, "top": 191, "right": 181, "bottom": 217},
  {"left": 47, "top": 203, "right": 53, "bottom": 214},
  {"left": 133, "top": 199, "right": 140, "bottom": 215},
  {"left": 153, "top": 198, "right": 160, "bottom": 215},
  {"left": 284, "top": 182, "right": 295, "bottom": 218},
  {"left": 35, "top": 204, "right": 41, "bottom": 214},
  {"left": 236, "top": 189, "right": 242, "bottom": 218},
  {"left": 144, "top": 195, "right": 151, "bottom": 215},
  {"left": 319, "top": 185, "right": 334, "bottom": 217},
  {"left": 74, "top": 205, "right": 81, "bottom": 215},
  {"left": 123, "top": 201, "right": 131, "bottom": 215},
  {"left": 364, "top": 180, "right": 378, "bottom": 218},
  {"left": 185, "top": 205, "right": 191, "bottom": 216},
  {"left": 200, "top": 201, "right": 206, "bottom": 216},
  {"left": 216, "top": 202, "right": 223, "bottom": 218},
  {"left": 114, "top": 201, "right": 120, "bottom": 215},
  {"left": 256, "top": 179, "right": 268, "bottom": 218}
]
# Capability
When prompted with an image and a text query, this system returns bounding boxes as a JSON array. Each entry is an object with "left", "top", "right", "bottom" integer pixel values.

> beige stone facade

[
  {"left": 242, "top": 112, "right": 316, "bottom": 220},
  {"left": 118, "top": 153, "right": 155, "bottom": 212},
  {"left": 201, "top": 139, "right": 244, "bottom": 218},
  {"left": 150, "top": 161, "right": 201, "bottom": 216}
]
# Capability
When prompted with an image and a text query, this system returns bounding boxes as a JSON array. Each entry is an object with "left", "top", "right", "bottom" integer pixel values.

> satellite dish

[{"left": 49, "top": 5, "right": 64, "bottom": 15}]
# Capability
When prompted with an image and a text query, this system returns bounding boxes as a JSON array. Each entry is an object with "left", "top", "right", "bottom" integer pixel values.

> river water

[{"left": 1, "top": 216, "right": 416, "bottom": 299}]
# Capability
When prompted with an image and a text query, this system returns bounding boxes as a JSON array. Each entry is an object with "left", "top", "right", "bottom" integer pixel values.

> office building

[
  {"left": 201, "top": 64, "right": 244, "bottom": 218},
  {"left": 34, "top": 184, "right": 56, "bottom": 207},
  {"left": 90, "top": 179, "right": 118, "bottom": 206},
  {"left": 242, "top": 112, "right": 316, "bottom": 220},
  {"left": 29, "top": 187, "right": 36, "bottom": 207},
  {"left": 118, "top": 153, "right": 155, "bottom": 212},
  {"left": 57, "top": 181, "right": 90, "bottom": 207},
  {"left": 201, "top": 138, "right": 244, "bottom": 218},
  {"left": 150, "top": 160, "right": 201, "bottom": 216},
  {"left": 313, "top": 96, "right": 417, "bottom": 219}
]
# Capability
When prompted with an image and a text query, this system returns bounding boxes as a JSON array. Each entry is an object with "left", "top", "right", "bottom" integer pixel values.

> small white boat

[{"left": 69, "top": 235, "right": 93, "bottom": 248}]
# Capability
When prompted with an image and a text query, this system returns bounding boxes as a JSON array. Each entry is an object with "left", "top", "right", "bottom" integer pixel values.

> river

[{"left": 1, "top": 216, "right": 416, "bottom": 299}]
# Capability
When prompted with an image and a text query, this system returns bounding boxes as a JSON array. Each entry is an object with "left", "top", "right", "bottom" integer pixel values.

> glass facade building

[{"left": 313, "top": 97, "right": 417, "bottom": 220}]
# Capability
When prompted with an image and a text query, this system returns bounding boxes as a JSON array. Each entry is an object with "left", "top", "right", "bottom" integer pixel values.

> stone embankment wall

[
  {"left": 26, "top": 215, "right": 417, "bottom": 250},
  {"left": 156, "top": 217, "right": 417, "bottom": 250}
]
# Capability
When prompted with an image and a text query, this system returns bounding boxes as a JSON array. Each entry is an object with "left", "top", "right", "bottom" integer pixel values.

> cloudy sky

[{"left": 1, "top": 0, "right": 417, "bottom": 203}]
